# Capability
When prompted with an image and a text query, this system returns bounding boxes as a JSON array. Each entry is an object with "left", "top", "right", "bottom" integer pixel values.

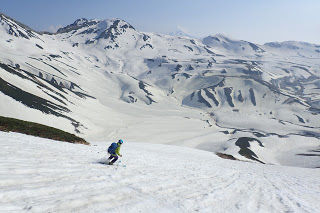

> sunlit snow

[{"left": 1, "top": 132, "right": 319, "bottom": 212}]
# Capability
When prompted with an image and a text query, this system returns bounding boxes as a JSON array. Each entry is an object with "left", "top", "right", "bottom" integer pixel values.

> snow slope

[{"left": 1, "top": 131, "right": 320, "bottom": 213}]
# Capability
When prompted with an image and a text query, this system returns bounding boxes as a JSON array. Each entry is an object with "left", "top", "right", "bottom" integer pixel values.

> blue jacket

[{"left": 111, "top": 142, "right": 122, "bottom": 156}]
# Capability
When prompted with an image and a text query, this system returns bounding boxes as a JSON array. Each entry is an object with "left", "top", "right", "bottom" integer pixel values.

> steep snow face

[
  {"left": 0, "top": 13, "right": 41, "bottom": 40},
  {"left": 1, "top": 132, "right": 320, "bottom": 213},
  {"left": 0, "top": 15, "right": 319, "bottom": 167}
]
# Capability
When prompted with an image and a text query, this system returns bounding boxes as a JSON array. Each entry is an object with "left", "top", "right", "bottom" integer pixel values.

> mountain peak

[
  {"left": 209, "top": 34, "right": 235, "bottom": 42},
  {"left": 108, "top": 18, "right": 136, "bottom": 30},
  {"left": 169, "top": 30, "right": 197, "bottom": 39},
  {"left": 56, "top": 18, "right": 135, "bottom": 35},
  {"left": 56, "top": 18, "right": 99, "bottom": 34},
  {"left": 73, "top": 18, "right": 89, "bottom": 26}
]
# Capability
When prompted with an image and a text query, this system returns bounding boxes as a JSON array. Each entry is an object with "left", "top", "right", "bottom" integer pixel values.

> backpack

[{"left": 107, "top": 142, "right": 118, "bottom": 154}]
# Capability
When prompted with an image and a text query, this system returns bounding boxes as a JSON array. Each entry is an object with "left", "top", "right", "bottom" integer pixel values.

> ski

[
  {"left": 97, "top": 160, "right": 126, "bottom": 167},
  {"left": 116, "top": 161, "right": 126, "bottom": 168}
]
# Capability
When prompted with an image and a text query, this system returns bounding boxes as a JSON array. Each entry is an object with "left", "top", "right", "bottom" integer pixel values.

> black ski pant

[{"left": 108, "top": 155, "right": 118, "bottom": 163}]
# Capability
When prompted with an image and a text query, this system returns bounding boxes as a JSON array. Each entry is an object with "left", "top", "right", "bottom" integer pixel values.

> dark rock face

[
  {"left": 216, "top": 152, "right": 237, "bottom": 160},
  {"left": 204, "top": 89, "right": 219, "bottom": 106},
  {"left": 249, "top": 88, "right": 256, "bottom": 106},
  {"left": 171, "top": 73, "right": 192, "bottom": 80},
  {"left": 57, "top": 18, "right": 99, "bottom": 34},
  {"left": 187, "top": 65, "right": 194, "bottom": 71},
  {"left": 294, "top": 114, "right": 305, "bottom": 123},
  {"left": 140, "top": 44, "right": 153, "bottom": 49},
  {"left": 143, "top": 34, "right": 150, "bottom": 41},
  {"left": 97, "top": 20, "right": 121, "bottom": 41},
  {"left": 120, "top": 23, "right": 135, "bottom": 30},
  {"left": 264, "top": 42, "right": 282, "bottom": 48},
  {"left": 175, "top": 64, "right": 182, "bottom": 72},
  {"left": 235, "top": 137, "right": 264, "bottom": 148},
  {"left": 96, "top": 19, "right": 136, "bottom": 43},
  {"left": 211, "top": 36, "right": 220, "bottom": 42},
  {"left": 184, "top": 45, "right": 193, "bottom": 52},
  {"left": 35, "top": 44, "right": 43, "bottom": 49},
  {"left": 238, "top": 90, "right": 244, "bottom": 102},
  {"left": 248, "top": 42, "right": 265, "bottom": 53},
  {"left": 224, "top": 88, "right": 235, "bottom": 107},
  {"left": 138, "top": 81, "right": 156, "bottom": 105},
  {"left": 204, "top": 47, "right": 216, "bottom": 55},
  {"left": 197, "top": 91, "right": 212, "bottom": 108},
  {"left": 235, "top": 137, "right": 264, "bottom": 164}
]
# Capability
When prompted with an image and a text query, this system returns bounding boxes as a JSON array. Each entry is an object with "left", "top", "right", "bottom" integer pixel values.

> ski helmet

[{"left": 118, "top": 139, "right": 124, "bottom": 144}]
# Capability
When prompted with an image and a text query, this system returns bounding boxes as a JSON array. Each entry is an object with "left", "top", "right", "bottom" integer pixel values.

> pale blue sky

[{"left": 1, "top": 0, "right": 319, "bottom": 44}]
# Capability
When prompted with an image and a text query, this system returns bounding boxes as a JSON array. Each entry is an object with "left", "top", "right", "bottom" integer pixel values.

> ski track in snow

[{"left": 1, "top": 132, "right": 320, "bottom": 213}]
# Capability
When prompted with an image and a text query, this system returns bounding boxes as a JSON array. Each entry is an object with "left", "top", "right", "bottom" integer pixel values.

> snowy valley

[{"left": 0, "top": 13, "right": 319, "bottom": 168}]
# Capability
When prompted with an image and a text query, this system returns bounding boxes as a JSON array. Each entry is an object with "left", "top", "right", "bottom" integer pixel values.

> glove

[{"left": 120, "top": 155, "right": 122, "bottom": 157}]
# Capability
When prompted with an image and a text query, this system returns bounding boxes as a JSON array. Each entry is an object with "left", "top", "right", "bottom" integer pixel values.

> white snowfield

[{"left": 1, "top": 131, "right": 319, "bottom": 213}]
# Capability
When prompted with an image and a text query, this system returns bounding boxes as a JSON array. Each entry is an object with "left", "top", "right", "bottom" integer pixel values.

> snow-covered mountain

[
  {"left": 0, "top": 13, "right": 319, "bottom": 168},
  {"left": 169, "top": 30, "right": 197, "bottom": 39}
]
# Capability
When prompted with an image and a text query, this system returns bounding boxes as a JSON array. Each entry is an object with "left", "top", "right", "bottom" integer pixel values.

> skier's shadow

[{"left": 95, "top": 158, "right": 108, "bottom": 165}]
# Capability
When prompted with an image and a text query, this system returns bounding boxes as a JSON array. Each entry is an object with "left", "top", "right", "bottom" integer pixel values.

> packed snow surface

[{"left": 1, "top": 131, "right": 319, "bottom": 213}]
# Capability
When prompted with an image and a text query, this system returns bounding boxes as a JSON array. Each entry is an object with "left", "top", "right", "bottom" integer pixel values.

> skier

[{"left": 107, "top": 139, "right": 123, "bottom": 165}]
